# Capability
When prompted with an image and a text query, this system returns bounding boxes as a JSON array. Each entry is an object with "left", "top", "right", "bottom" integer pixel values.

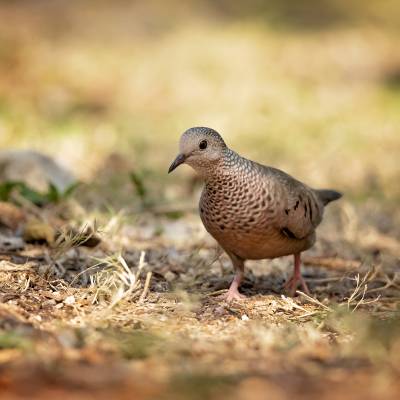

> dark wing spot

[
  {"left": 285, "top": 209, "right": 290, "bottom": 215},
  {"left": 219, "top": 224, "right": 225, "bottom": 230},
  {"left": 200, "top": 208, "right": 204, "bottom": 213},
  {"left": 294, "top": 200, "right": 299, "bottom": 210},
  {"left": 308, "top": 198, "right": 313, "bottom": 222},
  {"left": 266, "top": 194, "right": 272, "bottom": 201},
  {"left": 281, "top": 227, "right": 297, "bottom": 239}
]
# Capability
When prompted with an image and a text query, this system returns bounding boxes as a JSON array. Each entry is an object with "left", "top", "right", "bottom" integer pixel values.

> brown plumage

[{"left": 168, "top": 127, "right": 342, "bottom": 301}]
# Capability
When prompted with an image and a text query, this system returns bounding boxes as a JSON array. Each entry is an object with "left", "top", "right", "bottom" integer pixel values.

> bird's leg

[
  {"left": 284, "top": 253, "right": 310, "bottom": 296},
  {"left": 223, "top": 252, "right": 246, "bottom": 302}
]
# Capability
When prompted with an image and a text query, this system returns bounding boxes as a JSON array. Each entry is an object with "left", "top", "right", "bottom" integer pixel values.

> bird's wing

[{"left": 260, "top": 166, "right": 324, "bottom": 240}]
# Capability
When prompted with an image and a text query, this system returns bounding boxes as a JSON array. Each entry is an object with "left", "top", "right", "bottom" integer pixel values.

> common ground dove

[{"left": 168, "top": 127, "right": 342, "bottom": 301}]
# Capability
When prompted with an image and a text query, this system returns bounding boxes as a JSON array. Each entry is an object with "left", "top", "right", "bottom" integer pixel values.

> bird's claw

[
  {"left": 220, "top": 288, "right": 247, "bottom": 302},
  {"left": 284, "top": 275, "right": 310, "bottom": 297}
]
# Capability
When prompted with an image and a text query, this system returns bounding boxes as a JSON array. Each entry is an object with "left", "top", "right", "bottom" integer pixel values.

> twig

[
  {"left": 293, "top": 311, "right": 321, "bottom": 319},
  {"left": 296, "top": 290, "right": 333, "bottom": 311},
  {"left": 134, "top": 251, "right": 146, "bottom": 281},
  {"left": 306, "top": 277, "right": 342, "bottom": 283},
  {"left": 208, "top": 289, "right": 228, "bottom": 297},
  {"left": 366, "top": 272, "right": 400, "bottom": 293},
  {"left": 280, "top": 295, "right": 309, "bottom": 312},
  {"left": 138, "top": 271, "right": 152, "bottom": 303},
  {"left": 346, "top": 267, "right": 381, "bottom": 311},
  {"left": 22, "top": 275, "right": 31, "bottom": 291},
  {"left": 302, "top": 256, "right": 362, "bottom": 271}
]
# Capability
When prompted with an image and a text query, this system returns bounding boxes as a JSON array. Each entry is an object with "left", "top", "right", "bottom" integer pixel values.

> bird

[{"left": 168, "top": 127, "right": 342, "bottom": 301}]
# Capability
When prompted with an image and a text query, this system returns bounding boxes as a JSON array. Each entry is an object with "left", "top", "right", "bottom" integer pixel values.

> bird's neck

[{"left": 203, "top": 148, "right": 246, "bottom": 182}]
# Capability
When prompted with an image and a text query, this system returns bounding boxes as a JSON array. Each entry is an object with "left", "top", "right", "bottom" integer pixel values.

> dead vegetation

[
  {"left": 0, "top": 1, "right": 399, "bottom": 399},
  {"left": 0, "top": 190, "right": 399, "bottom": 400}
]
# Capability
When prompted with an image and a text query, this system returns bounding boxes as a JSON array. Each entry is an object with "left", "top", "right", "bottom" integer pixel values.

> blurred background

[
  {"left": 0, "top": 0, "right": 399, "bottom": 209},
  {"left": 0, "top": 3, "right": 400, "bottom": 399}
]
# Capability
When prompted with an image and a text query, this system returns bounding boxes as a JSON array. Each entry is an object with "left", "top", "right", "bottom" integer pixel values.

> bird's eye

[{"left": 199, "top": 140, "right": 208, "bottom": 150}]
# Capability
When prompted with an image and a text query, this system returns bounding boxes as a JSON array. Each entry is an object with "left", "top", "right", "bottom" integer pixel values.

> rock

[
  {"left": 0, "top": 150, "right": 75, "bottom": 192},
  {"left": 64, "top": 295, "right": 76, "bottom": 305},
  {"left": 23, "top": 220, "right": 55, "bottom": 245},
  {"left": 0, "top": 202, "right": 26, "bottom": 230},
  {"left": 0, "top": 234, "right": 25, "bottom": 251}
]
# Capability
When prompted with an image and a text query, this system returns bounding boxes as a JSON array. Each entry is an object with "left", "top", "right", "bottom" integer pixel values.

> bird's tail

[{"left": 315, "top": 189, "right": 343, "bottom": 206}]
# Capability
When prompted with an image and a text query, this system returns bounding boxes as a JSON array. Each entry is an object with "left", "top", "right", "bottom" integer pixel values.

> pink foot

[
  {"left": 220, "top": 255, "right": 246, "bottom": 302},
  {"left": 222, "top": 287, "right": 247, "bottom": 302},
  {"left": 284, "top": 253, "right": 310, "bottom": 297},
  {"left": 284, "top": 274, "right": 310, "bottom": 296}
]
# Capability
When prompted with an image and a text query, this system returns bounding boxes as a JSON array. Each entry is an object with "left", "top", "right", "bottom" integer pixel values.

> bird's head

[{"left": 168, "top": 127, "right": 227, "bottom": 176}]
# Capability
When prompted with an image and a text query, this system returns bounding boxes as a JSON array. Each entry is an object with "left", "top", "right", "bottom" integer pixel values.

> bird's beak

[{"left": 168, "top": 153, "right": 186, "bottom": 173}]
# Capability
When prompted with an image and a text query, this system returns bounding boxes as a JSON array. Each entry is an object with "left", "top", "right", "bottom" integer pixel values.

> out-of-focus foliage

[
  {"left": 0, "top": 180, "right": 79, "bottom": 206},
  {"left": 0, "top": 0, "right": 399, "bottom": 208}
]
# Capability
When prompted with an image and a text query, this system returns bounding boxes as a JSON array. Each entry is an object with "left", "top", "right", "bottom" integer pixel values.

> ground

[
  {"left": 0, "top": 1, "right": 399, "bottom": 399},
  {"left": 0, "top": 198, "right": 399, "bottom": 399}
]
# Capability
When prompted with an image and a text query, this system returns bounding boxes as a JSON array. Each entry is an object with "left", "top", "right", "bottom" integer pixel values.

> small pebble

[{"left": 64, "top": 295, "right": 76, "bottom": 305}]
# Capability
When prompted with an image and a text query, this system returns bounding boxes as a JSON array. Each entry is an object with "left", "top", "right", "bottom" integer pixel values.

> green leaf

[
  {"left": 46, "top": 182, "right": 61, "bottom": 203},
  {"left": 0, "top": 181, "right": 21, "bottom": 201},
  {"left": 62, "top": 182, "right": 80, "bottom": 198},
  {"left": 0, "top": 179, "right": 80, "bottom": 206},
  {"left": 19, "top": 184, "right": 49, "bottom": 206}
]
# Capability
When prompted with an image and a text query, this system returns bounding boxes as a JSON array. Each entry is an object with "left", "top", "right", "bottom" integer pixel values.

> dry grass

[
  {"left": 0, "top": 1, "right": 399, "bottom": 399},
  {"left": 0, "top": 197, "right": 399, "bottom": 399}
]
